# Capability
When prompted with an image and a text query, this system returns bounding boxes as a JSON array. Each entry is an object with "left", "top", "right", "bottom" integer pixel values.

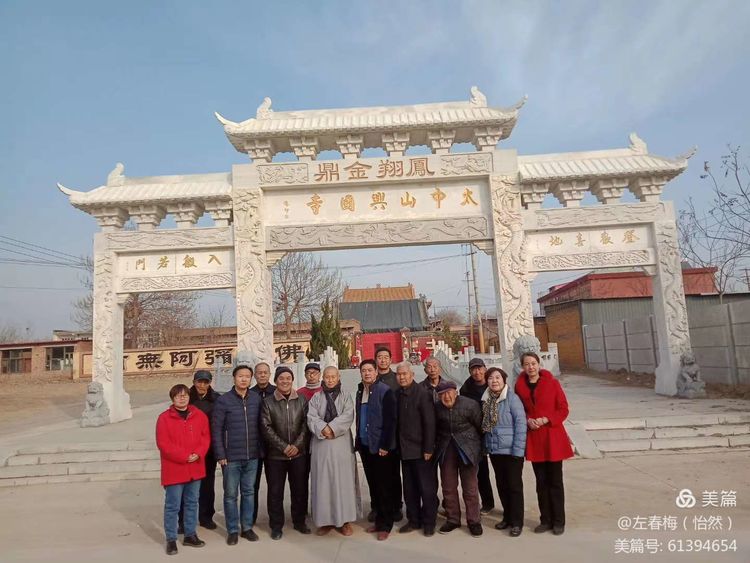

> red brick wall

[{"left": 544, "top": 302, "right": 585, "bottom": 369}]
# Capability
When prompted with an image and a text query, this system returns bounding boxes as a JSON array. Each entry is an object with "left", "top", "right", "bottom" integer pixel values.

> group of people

[{"left": 155, "top": 347, "right": 573, "bottom": 555}]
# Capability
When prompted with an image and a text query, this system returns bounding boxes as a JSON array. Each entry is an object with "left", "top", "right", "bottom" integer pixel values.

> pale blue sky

[{"left": 1, "top": 0, "right": 749, "bottom": 338}]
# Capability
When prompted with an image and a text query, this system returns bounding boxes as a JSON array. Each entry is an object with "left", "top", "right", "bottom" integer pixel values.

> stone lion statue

[
  {"left": 512, "top": 334, "right": 541, "bottom": 379},
  {"left": 676, "top": 352, "right": 706, "bottom": 399},
  {"left": 81, "top": 381, "right": 110, "bottom": 427}
]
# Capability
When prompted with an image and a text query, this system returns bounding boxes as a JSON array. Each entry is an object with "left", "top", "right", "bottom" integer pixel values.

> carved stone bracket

[
  {"left": 382, "top": 132, "right": 410, "bottom": 156},
  {"left": 127, "top": 204, "right": 167, "bottom": 230},
  {"left": 427, "top": 129, "right": 456, "bottom": 155},
  {"left": 336, "top": 134, "right": 364, "bottom": 160},
  {"left": 167, "top": 202, "right": 205, "bottom": 229},
  {"left": 590, "top": 177, "right": 628, "bottom": 205},
  {"left": 630, "top": 176, "right": 668, "bottom": 202},
  {"left": 91, "top": 207, "right": 129, "bottom": 232},
  {"left": 244, "top": 139, "right": 274, "bottom": 163},
  {"left": 520, "top": 182, "right": 550, "bottom": 209},
  {"left": 265, "top": 250, "right": 288, "bottom": 267},
  {"left": 204, "top": 201, "right": 233, "bottom": 227},
  {"left": 267, "top": 216, "right": 490, "bottom": 251},
  {"left": 472, "top": 240, "right": 495, "bottom": 255},
  {"left": 289, "top": 136, "right": 319, "bottom": 161},
  {"left": 550, "top": 179, "right": 588, "bottom": 207},
  {"left": 473, "top": 126, "right": 503, "bottom": 152}
]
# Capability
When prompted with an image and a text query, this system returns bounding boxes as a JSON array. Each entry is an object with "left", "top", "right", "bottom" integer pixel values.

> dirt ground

[{"left": 0, "top": 373, "right": 191, "bottom": 436}]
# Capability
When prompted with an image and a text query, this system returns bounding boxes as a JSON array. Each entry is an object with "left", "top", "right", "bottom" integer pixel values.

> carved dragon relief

[
  {"left": 232, "top": 189, "right": 273, "bottom": 360},
  {"left": 654, "top": 221, "right": 691, "bottom": 355},
  {"left": 534, "top": 202, "right": 667, "bottom": 229},
  {"left": 92, "top": 252, "right": 114, "bottom": 384},
  {"left": 120, "top": 273, "right": 234, "bottom": 292},
  {"left": 106, "top": 227, "right": 233, "bottom": 251},
  {"left": 490, "top": 175, "right": 534, "bottom": 346},
  {"left": 257, "top": 163, "right": 309, "bottom": 185},
  {"left": 531, "top": 250, "right": 652, "bottom": 271},
  {"left": 267, "top": 217, "right": 490, "bottom": 250}
]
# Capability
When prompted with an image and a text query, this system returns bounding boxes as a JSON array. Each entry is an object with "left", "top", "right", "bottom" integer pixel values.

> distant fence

[{"left": 583, "top": 299, "right": 750, "bottom": 385}]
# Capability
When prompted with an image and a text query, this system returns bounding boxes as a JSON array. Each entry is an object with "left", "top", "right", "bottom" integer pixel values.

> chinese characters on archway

[
  {"left": 127, "top": 251, "right": 229, "bottom": 274},
  {"left": 546, "top": 229, "right": 641, "bottom": 248},
  {"left": 132, "top": 348, "right": 235, "bottom": 372}
]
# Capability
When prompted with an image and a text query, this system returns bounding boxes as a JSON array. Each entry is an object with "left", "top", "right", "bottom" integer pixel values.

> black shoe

[
  {"left": 200, "top": 520, "right": 218, "bottom": 530},
  {"left": 510, "top": 526, "right": 522, "bottom": 537},
  {"left": 270, "top": 529, "right": 283, "bottom": 540},
  {"left": 177, "top": 524, "right": 184, "bottom": 535},
  {"left": 553, "top": 525, "right": 565, "bottom": 535},
  {"left": 439, "top": 522, "right": 460, "bottom": 534},
  {"left": 367, "top": 510, "right": 376, "bottom": 522},
  {"left": 393, "top": 510, "right": 404, "bottom": 522},
  {"left": 226, "top": 532, "right": 239, "bottom": 545},
  {"left": 468, "top": 523, "right": 483, "bottom": 537},
  {"left": 423, "top": 526, "right": 435, "bottom": 537},
  {"left": 398, "top": 522, "right": 418, "bottom": 534},
  {"left": 294, "top": 524, "right": 312, "bottom": 535},
  {"left": 166, "top": 540, "right": 178, "bottom": 555},
  {"left": 534, "top": 523, "right": 552, "bottom": 533},
  {"left": 182, "top": 535, "right": 205, "bottom": 547},
  {"left": 241, "top": 529, "right": 259, "bottom": 542},
  {"left": 495, "top": 520, "right": 509, "bottom": 530},
  {"left": 479, "top": 506, "right": 493, "bottom": 515}
]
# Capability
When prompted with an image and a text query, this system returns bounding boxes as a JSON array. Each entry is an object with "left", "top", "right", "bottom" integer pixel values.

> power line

[
  {"left": 0, "top": 234, "right": 84, "bottom": 261},
  {"left": 0, "top": 285, "right": 87, "bottom": 291}
]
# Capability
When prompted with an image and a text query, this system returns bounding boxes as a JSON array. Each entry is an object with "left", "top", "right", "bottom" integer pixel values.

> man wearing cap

[
  {"left": 298, "top": 362, "right": 322, "bottom": 401},
  {"left": 249, "top": 362, "right": 276, "bottom": 525},
  {"left": 212, "top": 364, "right": 263, "bottom": 545},
  {"left": 435, "top": 380, "right": 484, "bottom": 537},
  {"left": 178, "top": 370, "right": 221, "bottom": 532},
  {"left": 460, "top": 358, "right": 495, "bottom": 514},
  {"left": 261, "top": 365, "right": 311, "bottom": 540}
]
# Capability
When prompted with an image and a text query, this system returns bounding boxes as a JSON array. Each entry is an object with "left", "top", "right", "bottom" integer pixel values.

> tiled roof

[
  {"left": 339, "top": 299, "right": 429, "bottom": 332},
  {"left": 342, "top": 284, "right": 416, "bottom": 303}
]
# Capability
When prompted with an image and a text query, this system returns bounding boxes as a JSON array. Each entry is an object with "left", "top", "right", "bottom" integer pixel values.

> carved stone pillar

[
  {"left": 489, "top": 175, "right": 535, "bottom": 375},
  {"left": 89, "top": 233, "right": 132, "bottom": 425},
  {"left": 382, "top": 132, "right": 410, "bottom": 156},
  {"left": 651, "top": 220, "right": 692, "bottom": 395},
  {"left": 232, "top": 188, "right": 274, "bottom": 364}
]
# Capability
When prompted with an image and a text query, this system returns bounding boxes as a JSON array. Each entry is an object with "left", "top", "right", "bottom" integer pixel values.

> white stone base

[
  {"left": 103, "top": 382, "right": 132, "bottom": 424},
  {"left": 654, "top": 352, "right": 679, "bottom": 396}
]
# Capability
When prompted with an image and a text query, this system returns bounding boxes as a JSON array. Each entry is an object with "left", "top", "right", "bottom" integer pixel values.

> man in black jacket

[
  {"left": 179, "top": 370, "right": 220, "bottom": 531},
  {"left": 435, "top": 380, "right": 483, "bottom": 537},
  {"left": 212, "top": 365, "right": 263, "bottom": 545},
  {"left": 260, "top": 365, "right": 310, "bottom": 540},
  {"left": 395, "top": 362, "right": 438, "bottom": 537},
  {"left": 250, "top": 362, "right": 276, "bottom": 525},
  {"left": 459, "top": 357, "right": 495, "bottom": 514}
]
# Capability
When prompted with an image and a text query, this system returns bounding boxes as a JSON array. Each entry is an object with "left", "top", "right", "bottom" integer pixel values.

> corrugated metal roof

[{"left": 339, "top": 299, "right": 429, "bottom": 332}]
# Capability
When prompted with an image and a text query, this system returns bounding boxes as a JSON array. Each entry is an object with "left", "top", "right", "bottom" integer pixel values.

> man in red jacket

[{"left": 156, "top": 384, "right": 211, "bottom": 555}]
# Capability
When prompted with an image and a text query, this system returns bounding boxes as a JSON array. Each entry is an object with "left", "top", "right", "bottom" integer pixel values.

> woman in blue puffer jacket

[{"left": 481, "top": 367, "right": 527, "bottom": 537}]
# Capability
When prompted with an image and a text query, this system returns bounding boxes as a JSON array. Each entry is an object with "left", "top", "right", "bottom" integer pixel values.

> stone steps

[
  {"left": 579, "top": 413, "right": 750, "bottom": 455},
  {"left": 0, "top": 441, "right": 161, "bottom": 487}
]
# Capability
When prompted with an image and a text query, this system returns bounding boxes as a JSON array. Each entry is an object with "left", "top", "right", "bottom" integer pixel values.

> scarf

[
  {"left": 323, "top": 382, "right": 341, "bottom": 423},
  {"left": 306, "top": 380, "right": 322, "bottom": 390},
  {"left": 481, "top": 385, "right": 508, "bottom": 433}
]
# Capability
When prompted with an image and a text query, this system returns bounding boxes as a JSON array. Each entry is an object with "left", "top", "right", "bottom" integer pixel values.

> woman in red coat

[
  {"left": 514, "top": 352, "right": 573, "bottom": 536},
  {"left": 156, "top": 384, "right": 211, "bottom": 555}
]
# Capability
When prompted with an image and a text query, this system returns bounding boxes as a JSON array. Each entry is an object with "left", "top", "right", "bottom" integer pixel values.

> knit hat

[{"left": 274, "top": 365, "right": 294, "bottom": 381}]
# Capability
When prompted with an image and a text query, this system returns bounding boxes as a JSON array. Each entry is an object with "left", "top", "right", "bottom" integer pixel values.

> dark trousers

[
  {"left": 401, "top": 458, "right": 439, "bottom": 529},
  {"left": 532, "top": 461, "right": 565, "bottom": 527},
  {"left": 368, "top": 450, "right": 403, "bottom": 517},
  {"left": 252, "top": 459, "right": 266, "bottom": 524},
  {"left": 489, "top": 454, "right": 524, "bottom": 527},
  {"left": 477, "top": 454, "right": 495, "bottom": 509},
  {"left": 359, "top": 446, "right": 396, "bottom": 532},
  {"left": 440, "top": 444, "right": 480, "bottom": 525},
  {"left": 265, "top": 456, "right": 308, "bottom": 532},
  {"left": 178, "top": 453, "right": 217, "bottom": 526}
]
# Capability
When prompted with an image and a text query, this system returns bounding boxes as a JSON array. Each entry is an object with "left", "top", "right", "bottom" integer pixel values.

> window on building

[
  {"left": 1, "top": 348, "right": 32, "bottom": 374},
  {"left": 45, "top": 346, "right": 74, "bottom": 371}
]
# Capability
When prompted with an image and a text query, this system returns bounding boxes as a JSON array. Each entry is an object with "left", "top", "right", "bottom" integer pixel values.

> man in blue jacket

[
  {"left": 212, "top": 364, "right": 263, "bottom": 545},
  {"left": 355, "top": 359, "right": 397, "bottom": 541}
]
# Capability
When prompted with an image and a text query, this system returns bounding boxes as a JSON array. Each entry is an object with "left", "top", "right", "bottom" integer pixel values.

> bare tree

[
  {"left": 678, "top": 146, "right": 750, "bottom": 299},
  {"left": 272, "top": 253, "right": 343, "bottom": 339},
  {"left": 71, "top": 256, "right": 198, "bottom": 347},
  {"left": 433, "top": 308, "right": 466, "bottom": 328},
  {"left": 0, "top": 322, "right": 22, "bottom": 344}
]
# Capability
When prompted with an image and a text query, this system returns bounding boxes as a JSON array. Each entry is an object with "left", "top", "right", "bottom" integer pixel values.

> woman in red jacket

[
  {"left": 514, "top": 352, "right": 573, "bottom": 536},
  {"left": 156, "top": 384, "right": 211, "bottom": 555}
]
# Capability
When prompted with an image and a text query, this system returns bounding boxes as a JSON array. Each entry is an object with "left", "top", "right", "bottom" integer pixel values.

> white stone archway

[{"left": 60, "top": 88, "right": 695, "bottom": 424}]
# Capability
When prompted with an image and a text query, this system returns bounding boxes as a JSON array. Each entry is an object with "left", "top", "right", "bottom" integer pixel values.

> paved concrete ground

[
  {"left": 1, "top": 373, "right": 748, "bottom": 561},
  {"left": 1, "top": 449, "right": 748, "bottom": 562}
]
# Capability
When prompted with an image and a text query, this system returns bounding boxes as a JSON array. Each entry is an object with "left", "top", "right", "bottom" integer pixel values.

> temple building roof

[{"left": 215, "top": 87, "right": 526, "bottom": 161}]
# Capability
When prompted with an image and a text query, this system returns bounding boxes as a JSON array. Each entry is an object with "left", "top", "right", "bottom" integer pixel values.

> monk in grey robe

[{"left": 307, "top": 366, "right": 359, "bottom": 536}]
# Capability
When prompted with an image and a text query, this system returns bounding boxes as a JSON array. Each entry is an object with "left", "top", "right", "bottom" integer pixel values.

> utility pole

[
  {"left": 744, "top": 268, "right": 750, "bottom": 291},
  {"left": 470, "top": 246, "right": 485, "bottom": 353},
  {"left": 466, "top": 269, "right": 474, "bottom": 348}
]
